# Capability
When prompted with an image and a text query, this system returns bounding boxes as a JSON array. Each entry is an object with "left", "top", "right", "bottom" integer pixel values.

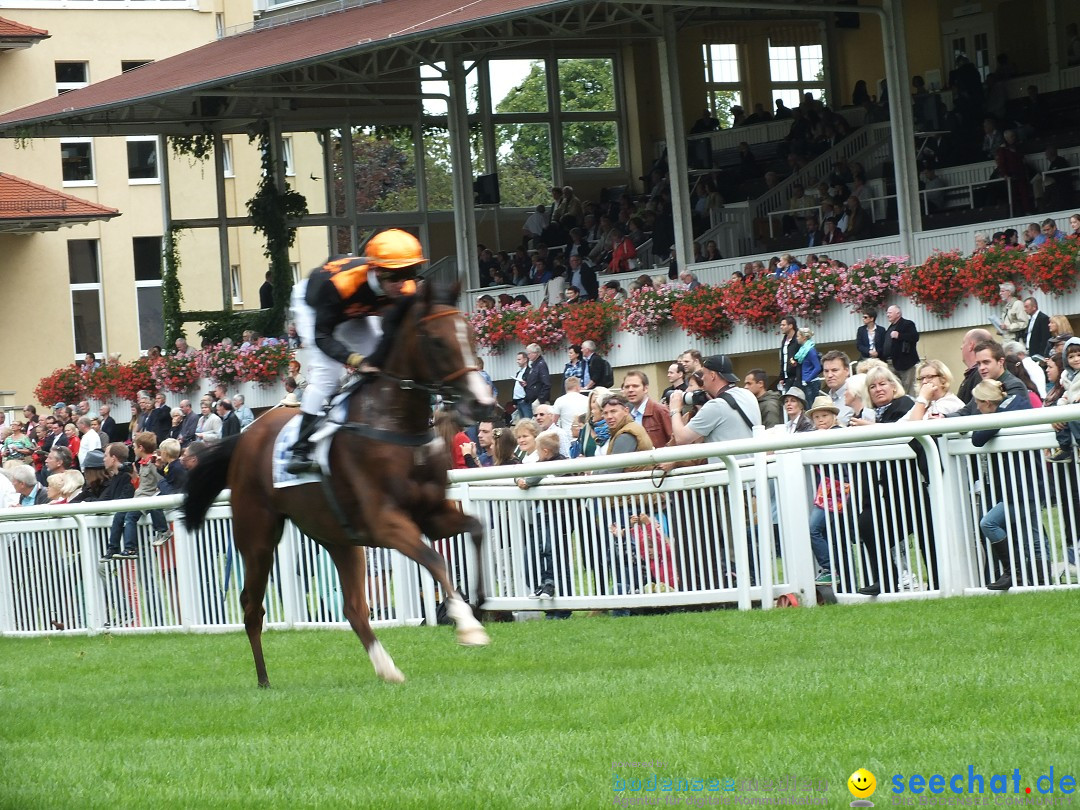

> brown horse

[{"left": 183, "top": 283, "right": 496, "bottom": 687}]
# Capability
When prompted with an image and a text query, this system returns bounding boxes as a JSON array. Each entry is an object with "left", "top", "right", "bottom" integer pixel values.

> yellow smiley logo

[{"left": 848, "top": 768, "right": 877, "bottom": 798}]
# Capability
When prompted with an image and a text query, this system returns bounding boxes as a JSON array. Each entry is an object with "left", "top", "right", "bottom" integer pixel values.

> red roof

[
  {"left": 0, "top": 173, "right": 119, "bottom": 222},
  {"left": 0, "top": 0, "right": 560, "bottom": 130},
  {"left": 0, "top": 16, "right": 49, "bottom": 39}
]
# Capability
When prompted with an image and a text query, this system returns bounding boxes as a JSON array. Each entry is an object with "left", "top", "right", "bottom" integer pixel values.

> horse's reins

[{"left": 375, "top": 307, "right": 479, "bottom": 397}]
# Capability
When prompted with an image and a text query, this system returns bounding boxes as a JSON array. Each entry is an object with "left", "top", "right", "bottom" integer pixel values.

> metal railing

[{"left": 4, "top": 405, "right": 1080, "bottom": 635}]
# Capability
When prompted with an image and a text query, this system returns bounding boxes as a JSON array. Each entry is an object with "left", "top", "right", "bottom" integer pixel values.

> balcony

[{"left": 470, "top": 207, "right": 1080, "bottom": 381}]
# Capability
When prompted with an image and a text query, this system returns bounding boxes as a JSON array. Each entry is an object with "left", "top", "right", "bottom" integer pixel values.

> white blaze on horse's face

[
  {"left": 466, "top": 371, "right": 495, "bottom": 406},
  {"left": 454, "top": 318, "right": 479, "bottom": 370}
]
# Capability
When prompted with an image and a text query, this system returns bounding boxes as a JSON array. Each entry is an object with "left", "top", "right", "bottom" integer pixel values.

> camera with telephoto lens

[{"left": 689, "top": 389, "right": 712, "bottom": 408}]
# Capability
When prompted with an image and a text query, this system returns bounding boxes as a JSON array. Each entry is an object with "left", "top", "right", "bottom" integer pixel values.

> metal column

[
  {"left": 447, "top": 57, "right": 479, "bottom": 290},
  {"left": 212, "top": 132, "right": 232, "bottom": 310},
  {"left": 657, "top": 8, "right": 693, "bottom": 269}
]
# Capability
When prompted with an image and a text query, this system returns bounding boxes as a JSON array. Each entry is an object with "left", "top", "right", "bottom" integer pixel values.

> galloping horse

[{"left": 183, "top": 282, "right": 496, "bottom": 687}]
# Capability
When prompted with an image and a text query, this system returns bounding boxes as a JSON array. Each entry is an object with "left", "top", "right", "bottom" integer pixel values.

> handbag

[{"left": 814, "top": 477, "right": 851, "bottom": 513}]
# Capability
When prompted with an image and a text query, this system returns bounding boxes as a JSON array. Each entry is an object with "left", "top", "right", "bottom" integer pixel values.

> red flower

[
  {"left": 897, "top": 251, "right": 967, "bottom": 317},
  {"left": 672, "top": 285, "right": 733, "bottom": 339}
]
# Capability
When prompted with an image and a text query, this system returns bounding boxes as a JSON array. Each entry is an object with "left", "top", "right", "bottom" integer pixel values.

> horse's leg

[
  {"left": 415, "top": 502, "right": 487, "bottom": 611},
  {"left": 323, "top": 544, "right": 405, "bottom": 684},
  {"left": 234, "top": 502, "right": 283, "bottom": 689},
  {"left": 384, "top": 509, "right": 489, "bottom": 647}
]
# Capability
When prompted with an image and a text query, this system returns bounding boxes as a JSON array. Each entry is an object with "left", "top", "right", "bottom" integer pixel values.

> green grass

[{"left": 2, "top": 592, "right": 1079, "bottom": 809}]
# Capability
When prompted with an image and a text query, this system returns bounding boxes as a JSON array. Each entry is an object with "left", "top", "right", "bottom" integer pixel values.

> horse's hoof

[
  {"left": 456, "top": 627, "right": 490, "bottom": 647},
  {"left": 378, "top": 668, "right": 406, "bottom": 684},
  {"left": 258, "top": 681, "right": 271, "bottom": 689}
]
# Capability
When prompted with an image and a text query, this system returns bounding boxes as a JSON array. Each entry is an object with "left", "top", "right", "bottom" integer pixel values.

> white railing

[
  {"left": 687, "top": 106, "right": 868, "bottom": 157},
  {"left": 4, "top": 406, "right": 1079, "bottom": 635},
  {"left": 750, "top": 123, "right": 893, "bottom": 224}
]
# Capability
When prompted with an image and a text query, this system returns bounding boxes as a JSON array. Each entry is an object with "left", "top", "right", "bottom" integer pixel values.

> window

[
  {"left": 221, "top": 138, "right": 234, "bottom": 177},
  {"left": 230, "top": 265, "right": 243, "bottom": 305},
  {"left": 60, "top": 139, "right": 95, "bottom": 186},
  {"left": 768, "top": 41, "right": 826, "bottom": 108},
  {"left": 557, "top": 58, "right": 620, "bottom": 170},
  {"left": 702, "top": 44, "right": 743, "bottom": 129},
  {"left": 122, "top": 60, "right": 151, "bottom": 73},
  {"left": 133, "top": 237, "right": 164, "bottom": 350},
  {"left": 55, "top": 62, "right": 88, "bottom": 94},
  {"left": 127, "top": 137, "right": 159, "bottom": 183},
  {"left": 290, "top": 262, "right": 300, "bottom": 284},
  {"left": 215, "top": 13, "right": 225, "bottom": 39},
  {"left": 282, "top": 136, "right": 294, "bottom": 177},
  {"left": 67, "top": 240, "right": 105, "bottom": 356}
]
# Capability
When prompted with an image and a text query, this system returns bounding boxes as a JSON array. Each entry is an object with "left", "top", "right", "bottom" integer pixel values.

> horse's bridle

[{"left": 377, "top": 306, "right": 478, "bottom": 402}]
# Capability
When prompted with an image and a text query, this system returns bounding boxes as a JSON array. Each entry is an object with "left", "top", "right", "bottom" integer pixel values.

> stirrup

[{"left": 286, "top": 448, "right": 317, "bottom": 474}]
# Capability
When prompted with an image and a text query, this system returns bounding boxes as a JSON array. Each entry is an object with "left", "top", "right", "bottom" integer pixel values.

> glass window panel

[
  {"left": 464, "top": 60, "right": 480, "bottom": 115},
  {"left": 136, "top": 287, "right": 164, "bottom": 350},
  {"left": 768, "top": 45, "right": 799, "bottom": 82},
  {"left": 127, "top": 139, "right": 158, "bottom": 181},
  {"left": 774, "top": 88, "right": 803, "bottom": 111},
  {"left": 800, "top": 45, "right": 823, "bottom": 83},
  {"left": 558, "top": 58, "right": 615, "bottom": 112},
  {"left": 349, "top": 126, "right": 420, "bottom": 212},
  {"left": 491, "top": 59, "right": 547, "bottom": 113},
  {"left": 494, "top": 122, "right": 551, "bottom": 207},
  {"left": 55, "top": 62, "right": 87, "bottom": 83},
  {"left": 61, "top": 141, "right": 93, "bottom": 183},
  {"left": 67, "top": 240, "right": 99, "bottom": 284},
  {"left": 421, "top": 62, "right": 448, "bottom": 116},
  {"left": 122, "top": 60, "right": 151, "bottom": 72},
  {"left": 71, "top": 290, "right": 103, "bottom": 355},
  {"left": 562, "top": 121, "right": 619, "bottom": 169},
  {"left": 709, "top": 90, "right": 743, "bottom": 129},
  {"left": 133, "top": 237, "right": 162, "bottom": 281},
  {"left": 708, "top": 44, "right": 740, "bottom": 84}
]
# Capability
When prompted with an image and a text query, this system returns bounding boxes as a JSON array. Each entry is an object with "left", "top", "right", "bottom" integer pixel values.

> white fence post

[{"left": 772, "top": 449, "right": 818, "bottom": 607}]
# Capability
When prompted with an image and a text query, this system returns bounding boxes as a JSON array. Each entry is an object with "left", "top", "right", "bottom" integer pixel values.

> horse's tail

[{"left": 183, "top": 435, "right": 241, "bottom": 533}]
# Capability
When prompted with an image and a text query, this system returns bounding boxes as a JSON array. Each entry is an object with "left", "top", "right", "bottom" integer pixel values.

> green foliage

[
  {"left": 247, "top": 127, "right": 308, "bottom": 337},
  {"left": 169, "top": 133, "right": 215, "bottom": 162},
  {"left": 161, "top": 227, "right": 185, "bottom": 348},
  {"left": 1, "top": 593, "right": 1077, "bottom": 807},
  {"left": 183, "top": 308, "right": 268, "bottom": 345}
]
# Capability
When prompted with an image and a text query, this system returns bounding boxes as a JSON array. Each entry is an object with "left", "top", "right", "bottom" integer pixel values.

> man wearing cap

[
  {"left": 287, "top": 229, "right": 424, "bottom": 473},
  {"left": 668, "top": 355, "right": 761, "bottom": 462},
  {"left": 805, "top": 395, "right": 848, "bottom": 586},
  {"left": 781, "top": 384, "right": 813, "bottom": 433}
]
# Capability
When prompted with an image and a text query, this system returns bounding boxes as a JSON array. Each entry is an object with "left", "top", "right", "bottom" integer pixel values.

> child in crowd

[
  {"left": 152, "top": 438, "right": 187, "bottom": 547},
  {"left": 100, "top": 443, "right": 137, "bottom": 560},
  {"left": 127, "top": 432, "right": 172, "bottom": 550},
  {"left": 1048, "top": 338, "right": 1080, "bottom": 462}
]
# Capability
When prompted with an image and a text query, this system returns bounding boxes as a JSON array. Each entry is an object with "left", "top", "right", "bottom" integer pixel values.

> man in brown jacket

[{"left": 621, "top": 371, "right": 673, "bottom": 450}]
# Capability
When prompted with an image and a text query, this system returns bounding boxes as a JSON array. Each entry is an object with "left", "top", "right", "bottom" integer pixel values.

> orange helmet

[{"left": 365, "top": 229, "right": 426, "bottom": 271}]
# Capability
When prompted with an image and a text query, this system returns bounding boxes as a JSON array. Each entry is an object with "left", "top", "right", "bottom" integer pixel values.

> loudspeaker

[{"left": 473, "top": 173, "right": 500, "bottom": 205}]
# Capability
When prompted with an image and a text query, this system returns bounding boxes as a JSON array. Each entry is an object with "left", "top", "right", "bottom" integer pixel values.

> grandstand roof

[
  {"left": 0, "top": 16, "right": 49, "bottom": 49},
  {"left": 0, "top": 0, "right": 830, "bottom": 137}
]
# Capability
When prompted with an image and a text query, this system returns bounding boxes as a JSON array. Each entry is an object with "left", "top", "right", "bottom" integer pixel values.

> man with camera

[{"left": 668, "top": 355, "right": 761, "bottom": 462}]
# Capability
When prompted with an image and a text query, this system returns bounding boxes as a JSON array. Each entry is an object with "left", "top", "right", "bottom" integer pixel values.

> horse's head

[{"left": 393, "top": 281, "right": 497, "bottom": 424}]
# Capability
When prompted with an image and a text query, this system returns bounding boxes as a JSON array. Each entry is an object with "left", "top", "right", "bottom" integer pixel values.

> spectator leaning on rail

[
  {"left": 1046, "top": 338, "right": 1080, "bottom": 463},
  {"left": 970, "top": 379, "right": 1044, "bottom": 590},
  {"left": 851, "top": 365, "right": 938, "bottom": 596},
  {"left": 902, "top": 360, "right": 965, "bottom": 421},
  {"left": 947, "top": 340, "right": 1029, "bottom": 418},
  {"left": 805, "top": 395, "right": 850, "bottom": 587}
]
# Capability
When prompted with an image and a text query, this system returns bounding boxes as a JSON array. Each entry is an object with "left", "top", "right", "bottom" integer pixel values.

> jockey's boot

[{"left": 286, "top": 412, "right": 320, "bottom": 474}]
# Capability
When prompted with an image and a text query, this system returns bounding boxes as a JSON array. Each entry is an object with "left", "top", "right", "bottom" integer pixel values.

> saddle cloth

[{"left": 270, "top": 398, "right": 348, "bottom": 488}]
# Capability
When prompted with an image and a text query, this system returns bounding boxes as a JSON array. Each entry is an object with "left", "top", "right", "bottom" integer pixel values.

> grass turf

[{"left": 1, "top": 591, "right": 1078, "bottom": 809}]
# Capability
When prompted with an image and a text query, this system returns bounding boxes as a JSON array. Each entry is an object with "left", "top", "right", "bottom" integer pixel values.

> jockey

[{"left": 287, "top": 229, "right": 424, "bottom": 472}]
